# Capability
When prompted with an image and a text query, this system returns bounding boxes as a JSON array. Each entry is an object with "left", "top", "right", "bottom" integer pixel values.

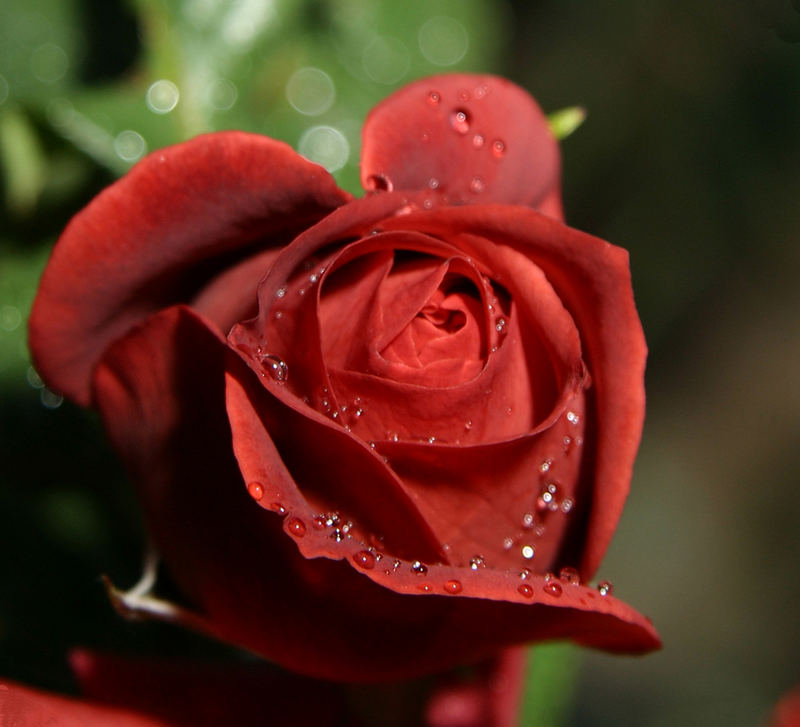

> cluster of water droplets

[
  {"left": 246, "top": 470, "right": 615, "bottom": 602},
  {"left": 419, "top": 85, "right": 507, "bottom": 202}
]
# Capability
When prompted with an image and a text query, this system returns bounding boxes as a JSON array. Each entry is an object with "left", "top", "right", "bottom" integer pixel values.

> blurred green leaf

[
  {"left": 547, "top": 106, "right": 587, "bottom": 141},
  {"left": 0, "top": 106, "right": 47, "bottom": 214}
]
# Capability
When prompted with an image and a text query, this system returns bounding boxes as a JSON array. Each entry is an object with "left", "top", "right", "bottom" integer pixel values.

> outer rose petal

[
  {"left": 71, "top": 648, "right": 526, "bottom": 727},
  {"left": 69, "top": 651, "right": 353, "bottom": 727},
  {"left": 361, "top": 74, "right": 562, "bottom": 215},
  {"left": 378, "top": 205, "right": 647, "bottom": 579},
  {"left": 30, "top": 131, "right": 350, "bottom": 406},
  {"left": 0, "top": 681, "right": 168, "bottom": 727}
]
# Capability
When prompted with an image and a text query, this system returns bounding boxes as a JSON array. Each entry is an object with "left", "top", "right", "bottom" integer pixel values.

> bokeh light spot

[
  {"left": 286, "top": 67, "right": 335, "bottom": 116},
  {"left": 30, "top": 43, "right": 69, "bottom": 83},
  {"left": 146, "top": 80, "right": 180, "bottom": 114},
  {"left": 418, "top": 16, "right": 469, "bottom": 66},
  {"left": 114, "top": 130, "right": 147, "bottom": 162},
  {"left": 362, "top": 36, "right": 410, "bottom": 85},
  {"left": 298, "top": 125, "right": 349, "bottom": 172}
]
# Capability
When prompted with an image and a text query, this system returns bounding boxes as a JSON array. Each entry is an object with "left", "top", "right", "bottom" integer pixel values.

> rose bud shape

[{"left": 29, "top": 74, "right": 659, "bottom": 681}]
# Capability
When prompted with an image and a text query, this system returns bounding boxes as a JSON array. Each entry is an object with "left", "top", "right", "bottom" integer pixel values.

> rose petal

[
  {"left": 378, "top": 206, "right": 647, "bottom": 579},
  {"left": 361, "top": 74, "right": 562, "bottom": 212},
  {"left": 0, "top": 680, "right": 167, "bottom": 727},
  {"left": 30, "top": 131, "right": 350, "bottom": 405},
  {"left": 424, "top": 648, "right": 526, "bottom": 727},
  {"left": 70, "top": 650, "right": 349, "bottom": 727}
]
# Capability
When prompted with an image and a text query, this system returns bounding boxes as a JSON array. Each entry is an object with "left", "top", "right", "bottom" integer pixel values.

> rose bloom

[{"left": 29, "top": 74, "right": 659, "bottom": 681}]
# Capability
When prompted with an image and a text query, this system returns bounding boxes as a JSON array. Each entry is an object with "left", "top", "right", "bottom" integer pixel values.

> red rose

[{"left": 29, "top": 74, "right": 659, "bottom": 681}]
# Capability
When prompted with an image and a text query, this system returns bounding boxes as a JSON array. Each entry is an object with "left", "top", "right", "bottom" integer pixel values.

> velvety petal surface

[
  {"left": 30, "top": 131, "right": 349, "bottom": 406},
  {"left": 361, "top": 74, "right": 562, "bottom": 213},
  {"left": 377, "top": 205, "right": 647, "bottom": 579},
  {"left": 0, "top": 681, "right": 168, "bottom": 727},
  {"left": 70, "top": 651, "right": 355, "bottom": 727}
]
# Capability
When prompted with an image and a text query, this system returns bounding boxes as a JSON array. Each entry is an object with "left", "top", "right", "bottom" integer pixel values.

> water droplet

[
  {"left": 566, "top": 410, "right": 580, "bottom": 424},
  {"left": 544, "top": 581, "right": 563, "bottom": 597},
  {"left": 393, "top": 559, "right": 402, "bottom": 571},
  {"left": 268, "top": 502, "right": 286, "bottom": 515},
  {"left": 469, "top": 176, "right": 484, "bottom": 194},
  {"left": 353, "top": 550, "right": 376, "bottom": 569},
  {"left": 563, "top": 436, "right": 573, "bottom": 451},
  {"left": 365, "top": 174, "right": 393, "bottom": 192},
  {"left": 518, "top": 583, "right": 534, "bottom": 598},
  {"left": 458, "top": 88, "right": 470, "bottom": 102},
  {"left": 427, "top": 435, "right": 436, "bottom": 444},
  {"left": 421, "top": 132, "right": 430, "bottom": 143},
  {"left": 469, "top": 556, "right": 486, "bottom": 570},
  {"left": 313, "top": 515, "right": 326, "bottom": 529},
  {"left": 521, "top": 545, "right": 535, "bottom": 559},
  {"left": 472, "top": 133, "right": 484, "bottom": 148},
  {"left": 464, "top": 419, "right": 473, "bottom": 431},
  {"left": 539, "top": 459, "right": 552, "bottom": 473},
  {"left": 427, "top": 90, "right": 441, "bottom": 106},
  {"left": 597, "top": 581, "right": 614, "bottom": 596},
  {"left": 495, "top": 317, "right": 507, "bottom": 332},
  {"left": 286, "top": 517, "right": 306, "bottom": 537},
  {"left": 275, "top": 286, "right": 287, "bottom": 298},
  {"left": 428, "top": 177, "right": 440, "bottom": 190},
  {"left": 491, "top": 139, "right": 506, "bottom": 158},
  {"left": 519, "top": 568, "right": 532, "bottom": 580},
  {"left": 503, "top": 537, "right": 514, "bottom": 550},
  {"left": 522, "top": 512, "right": 535, "bottom": 529},
  {"left": 444, "top": 580, "right": 463, "bottom": 594},
  {"left": 246, "top": 481, "right": 264, "bottom": 501},
  {"left": 260, "top": 354, "right": 289, "bottom": 383},
  {"left": 418, "top": 583, "right": 432, "bottom": 592},
  {"left": 411, "top": 561, "right": 428, "bottom": 575},
  {"left": 560, "top": 498, "right": 574, "bottom": 513},
  {"left": 559, "top": 566, "right": 581, "bottom": 585},
  {"left": 450, "top": 109, "right": 470, "bottom": 134}
]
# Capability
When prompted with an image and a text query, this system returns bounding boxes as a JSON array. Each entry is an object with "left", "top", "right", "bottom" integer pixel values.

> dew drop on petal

[
  {"left": 519, "top": 568, "right": 532, "bottom": 580},
  {"left": 539, "top": 459, "right": 552, "bottom": 473},
  {"left": 450, "top": 109, "right": 470, "bottom": 134},
  {"left": 491, "top": 139, "right": 506, "bottom": 158},
  {"left": 286, "top": 517, "right": 306, "bottom": 537},
  {"left": 260, "top": 354, "right": 288, "bottom": 383},
  {"left": 544, "top": 581, "right": 563, "bottom": 597},
  {"left": 428, "top": 177, "right": 440, "bottom": 190},
  {"left": 313, "top": 515, "right": 326, "bottom": 530},
  {"left": 472, "top": 133, "right": 484, "bottom": 148},
  {"left": 559, "top": 566, "right": 581, "bottom": 585},
  {"left": 411, "top": 561, "right": 428, "bottom": 575},
  {"left": 518, "top": 583, "right": 534, "bottom": 598},
  {"left": 444, "top": 580, "right": 463, "bottom": 594},
  {"left": 365, "top": 173, "right": 393, "bottom": 192},
  {"left": 427, "top": 90, "right": 441, "bottom": 106},
  {"left": 521, "top": 545, "right": 535, "bottom": 559},
  {"left": 522, "top": 512, "right": 535, "bottom": 529},
  {"left": 597, "top": 580, "right": 614, "bottom": 596},
  {"left": 503, "top": 537, "right": 514, "bottom": 551},
  {"left": 418, "top": 583, "right": 432, "bottom": 593},
  {"left": 246, "top": 481, "right": 264, "bottom": 501},
  {"left": 566, "top": 410, "right": 580, "bottom": 424},
  {"left": 469, "top": 556, "right": 486, "bottom": 570},
  {"left": 561, "top": 498, "right": 574, "bottom": 513},
  {"left": 469, "top": 176, "right": 484, "bottom": 194},
  {"left": 353, "top": 550, "right": 376, "bottom": 570}
]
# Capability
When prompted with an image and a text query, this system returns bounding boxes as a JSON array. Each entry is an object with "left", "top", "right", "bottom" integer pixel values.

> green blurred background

[{"left": 1, "top": 1, "right": 798, "bottom": 725}]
